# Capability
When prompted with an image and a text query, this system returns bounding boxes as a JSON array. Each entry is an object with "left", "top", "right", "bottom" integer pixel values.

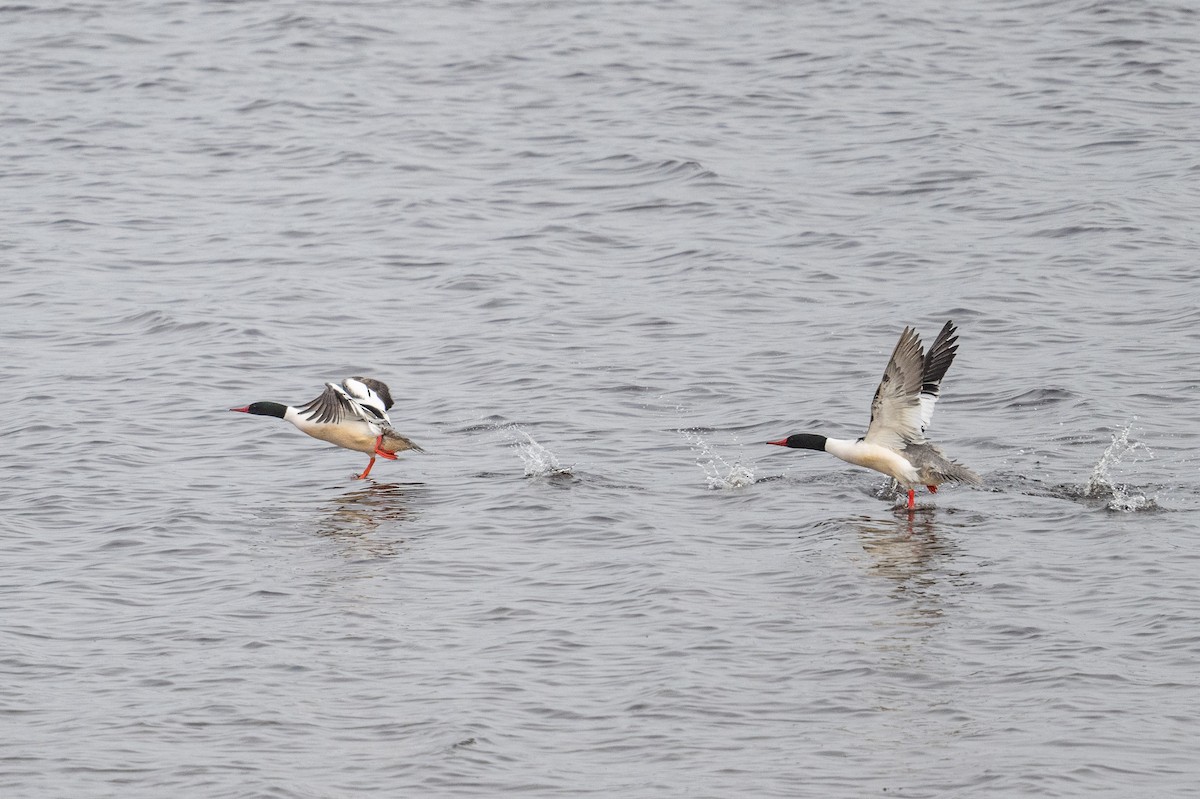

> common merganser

[
  {"left": 230, "top": 376, "right": 423, "bottom": 479},
  {"left": 768, "top": 321, "right": 980, "bottom": 509}
]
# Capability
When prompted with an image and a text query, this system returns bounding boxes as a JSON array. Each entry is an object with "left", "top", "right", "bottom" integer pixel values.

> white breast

[
  {"left": 824, "top": 438, "right": 920, "bottom": 484},
  {"left": 284, "top": 407, "right": 380, "bottom": 453}
]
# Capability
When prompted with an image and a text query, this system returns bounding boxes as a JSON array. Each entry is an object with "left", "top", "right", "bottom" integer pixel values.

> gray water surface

[{"left": 3, "top": 1, "right": 1200, "bottom": 796}]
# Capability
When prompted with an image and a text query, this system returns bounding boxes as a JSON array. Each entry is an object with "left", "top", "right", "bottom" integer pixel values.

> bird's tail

[
  {"left": 938, "top": 460, "right": 982, "bottom": 486},
  {"left": 380, "top": 431, "right": 424, "bottom": 454}
]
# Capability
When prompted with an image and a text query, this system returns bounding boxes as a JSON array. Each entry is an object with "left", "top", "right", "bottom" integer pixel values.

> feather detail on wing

[
  {"left": 863, "top": 326, "right": 927, "bottom": 449},
  {"left": 295, "top": 380, "right": 389, "bottom": 427},
  {"left": 916, "top": 321, "right": 959, "bottom": 435},
  {"left": 294, "top": 383, "right": 361, "bottom": 426}
]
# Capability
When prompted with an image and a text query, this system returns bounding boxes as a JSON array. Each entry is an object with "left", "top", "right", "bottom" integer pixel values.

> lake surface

[{"left": 3, "top": 1, "right": 1200, "bottom": 796}]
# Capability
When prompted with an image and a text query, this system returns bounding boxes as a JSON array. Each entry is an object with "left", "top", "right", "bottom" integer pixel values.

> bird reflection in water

[
  {"left": 851, "top": 511, "right": 967, "bottom": 756},
  {"left": 315, "top": 481, "right": 422, "bottom": 556},
  {"left": 852, "top": 511, "right": 958, "bottom": 615},
  {"left": 850, "top": 512, "right": 957, "bottom": 696}
]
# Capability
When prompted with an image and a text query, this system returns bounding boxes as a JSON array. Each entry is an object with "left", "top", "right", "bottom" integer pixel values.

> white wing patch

[
  {"left": 917, "top": 393, "right": 938, "bottom": 436},
  {"left": 339, "top": 378, "right": 392, "bottom": 425}
]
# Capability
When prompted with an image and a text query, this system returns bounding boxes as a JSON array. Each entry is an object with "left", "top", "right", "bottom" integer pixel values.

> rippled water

[{"left": 4, "top": 1, "right": 1200, "bottom": 796}]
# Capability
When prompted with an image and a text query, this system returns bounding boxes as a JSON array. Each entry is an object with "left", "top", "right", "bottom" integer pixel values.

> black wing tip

[{"left": 920, "top": 320, "right": 962, "bottom": 393}]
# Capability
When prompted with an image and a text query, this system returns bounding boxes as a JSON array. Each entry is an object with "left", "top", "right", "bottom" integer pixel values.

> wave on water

[
  {"left": 680, "top": 427, "right": 755, "bottom": 489},
  {"left": 1083, "top": 421, "right": 1157, "bottom": 512}
]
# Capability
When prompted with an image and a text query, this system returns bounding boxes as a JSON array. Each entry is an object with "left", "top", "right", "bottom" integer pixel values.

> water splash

[
  {"left": 680, "top": 428, "right": 755, "bottom": 489},
  {"left": 1084, "top": 421, "right": 1156, "bottom": 512},
  {"left": 511, "top": 428, "right": 573, "bottom": 479}
]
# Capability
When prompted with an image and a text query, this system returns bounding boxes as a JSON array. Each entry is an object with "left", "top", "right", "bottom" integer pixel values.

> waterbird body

[
  {"left": 768, "top": 321, "right": 980, "bottom": 509},
  {"left": 230, "top": 377, "right": 423, "bottom": 479}
]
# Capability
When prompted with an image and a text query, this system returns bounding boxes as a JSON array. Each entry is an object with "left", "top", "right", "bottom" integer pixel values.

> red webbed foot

[
  {"left": 372, "top": 435, "right": 398, "bottom": 460},
  {"left": 355, "top": 456, "right": 377, "bottom": 480}
]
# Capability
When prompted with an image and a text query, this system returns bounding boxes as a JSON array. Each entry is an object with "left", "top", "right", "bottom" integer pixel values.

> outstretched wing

[
  {"left": 916, "top": 321, "right": 959, "bottom": 436},
  {"left": 863, "top": 326, "right": 927, "bottom": 449},
  {"left": 295, "top": 382, "right": 379, "bottom": 426}
]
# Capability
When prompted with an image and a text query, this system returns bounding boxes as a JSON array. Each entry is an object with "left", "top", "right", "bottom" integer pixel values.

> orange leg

[
  {"left": 355, "top": 455, "right": 376, "bottom": 480},
  {"left": 373, "top": 435, "right": 397, "bottom": 460},
  {"left": 906, "top": 489, "right": 915, "bottom": 509}
]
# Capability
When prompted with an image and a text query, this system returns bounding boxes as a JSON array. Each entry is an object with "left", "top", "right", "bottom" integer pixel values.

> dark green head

[
  {"left": 230, "top": 401, "right": 287, "bottom": 419},
  {"left": 766, "top": 433, "right": 828, "bottom": 451}
]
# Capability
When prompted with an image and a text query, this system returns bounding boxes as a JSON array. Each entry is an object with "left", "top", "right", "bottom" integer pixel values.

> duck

[
  {"left": 230, "top": 376, "right": 423, "bottom": 479},
  {"left": 767, "top": 321, "right": 980, "bottom": 509}
]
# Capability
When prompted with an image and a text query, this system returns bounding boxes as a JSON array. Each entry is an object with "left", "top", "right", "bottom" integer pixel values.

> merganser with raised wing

[
  {"left": 231, "top": 376, "right": 423, "bottom": 479},
  {"left": 768, "top": 321, "right": 980, "bottom": 509}
]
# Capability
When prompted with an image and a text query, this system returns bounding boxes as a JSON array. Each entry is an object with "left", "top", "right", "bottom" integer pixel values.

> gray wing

[
  {"left": 862, "top": 326, "right": 927, "bottom": 449},
  {"left": 294, "top": 383, "right": 369, "bottom": 426}
]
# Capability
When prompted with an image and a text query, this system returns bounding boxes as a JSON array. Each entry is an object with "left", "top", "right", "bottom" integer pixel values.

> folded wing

[{"left": 341, "top": 376, "right": 393, "bottom": 424}]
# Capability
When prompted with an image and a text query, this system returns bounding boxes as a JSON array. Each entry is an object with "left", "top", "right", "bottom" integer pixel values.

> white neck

[{"left": 822, "top": 437, "right": 860, "bottom": 462}]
